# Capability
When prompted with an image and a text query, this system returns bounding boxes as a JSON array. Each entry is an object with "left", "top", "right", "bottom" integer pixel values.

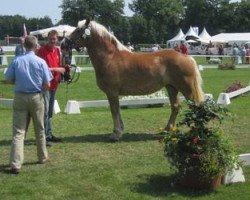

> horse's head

[{"left": 61, "top": 18, "right": 92, "bottom": 52}]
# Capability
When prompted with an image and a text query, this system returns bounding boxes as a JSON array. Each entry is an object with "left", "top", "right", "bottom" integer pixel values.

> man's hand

[
  {"left": 51, "top": 67, "right": 65, "bottom": 74},
  {"left": 43, "top": 82, "right": 50, "bottom": 90}
]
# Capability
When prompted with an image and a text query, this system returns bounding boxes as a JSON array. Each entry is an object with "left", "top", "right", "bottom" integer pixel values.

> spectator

[
  {"left": 4, "top": 36, "right": 53, "bottom": 174},
  {"left": 232, "top": 44, "right": 240, "bottom": 64},
  {"left": 180, "top": 41, "right": 188, "bottom": 55},
  {"left": 127, "top": 42, "right": 134, "bottom": 51},
  {"left": 246, "top": 45, "right": 250, "bottom": 64},
  {"left": 240, "top": 45, "right": 246, "bottom": 64},
  {"left": 174, "top": 44, "right": 180, "bottom": 52},
  {"left": 151, "top": 44, "right": 160, "bottom": 52},
  {"left": 205, "top": 45, "right": 211, "bottom": 62},
  {"left": 218, "top": 44, "right": 224, "bottom": 60},
  {"left": 15, "top": 37, "right": 26, "bottom": 56},
  {"left": 37, "top": 30, "right": 65, "bottom": 145},
  {"left": 0, "top": 46, "right": 4, "bottom": 65}
]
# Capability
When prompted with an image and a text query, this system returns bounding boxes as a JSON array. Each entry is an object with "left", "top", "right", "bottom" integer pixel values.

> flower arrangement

[
  {"left": 218, "top": 63, "right": 236, "bottom": 70},
  {"left": 224, "top": 81, "right": 245, "bottom": 93},
  {"left": 160, "top": 99, "right": 239, "bottom": 189}
]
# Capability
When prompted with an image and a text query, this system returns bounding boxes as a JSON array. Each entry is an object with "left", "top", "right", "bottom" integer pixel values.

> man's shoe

[
  {"left": 38, "top": 157, "right": 50, "bottom": 164},
  {"left": 10, "top": 168, "right": 20, "bottom": 174},
  {"left": 47, "top": 135, "right": 62, "bottom": 143}
]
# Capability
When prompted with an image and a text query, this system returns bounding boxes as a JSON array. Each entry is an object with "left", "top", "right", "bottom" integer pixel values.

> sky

[
  {"left": 0, "top": 0, "right": 240, "bottom": 24},
  {"left": 0, "top": 0, "right": 134, "bottom": 24}
]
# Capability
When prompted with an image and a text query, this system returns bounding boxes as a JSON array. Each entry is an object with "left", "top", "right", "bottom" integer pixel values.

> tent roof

[
  {"left": 30, "top": 25, "right": 76, "bottom": 37},
  {"left": 168, "top": 29, "right": 185, "bottom": 42},
  {"left": 185, "top": 26, "right": 199, "bottom": 40},
  {"left": 199, "top": 28, "right": 211, "bottom": 40},
  {"left": 211, "top": 33, "right": 250, "bottom": 43}
]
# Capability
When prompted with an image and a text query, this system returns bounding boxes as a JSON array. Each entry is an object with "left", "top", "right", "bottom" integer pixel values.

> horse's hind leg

[
  {"left": 107, "top": 95, "right": 124, "bottom": 141},
  {"left": 165, "top": 85, "right": 180, "bottom": 131}
]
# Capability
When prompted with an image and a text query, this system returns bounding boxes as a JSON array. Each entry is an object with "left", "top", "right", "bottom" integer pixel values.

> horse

[{"left": 61, "top": 18, "right": 204, "bottom": 141}]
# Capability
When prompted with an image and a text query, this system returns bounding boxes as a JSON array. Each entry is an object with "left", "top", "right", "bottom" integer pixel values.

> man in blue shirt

[
  {"left": 5, "top": 35, "right": 53, "bottom": 174},
  {"left": 15, "top": 37, "right": 26, "bottom": 56}
]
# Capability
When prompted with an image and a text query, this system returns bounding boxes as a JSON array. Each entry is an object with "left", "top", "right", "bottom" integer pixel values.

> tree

[
  {"left": 129, "top": 0, "right": 184, "bottom": 43},
  {"left": 233, "top": 0, "right": 250, "bottom": 32},
  {"left": 0, "top": 15, "right": 53, "bottom": 39},
  {"left": 129, "top": 15, "right": 148, "bottom": 44},
  {"left": 60, "top": 0, "right": 124, "bottom": 28}
]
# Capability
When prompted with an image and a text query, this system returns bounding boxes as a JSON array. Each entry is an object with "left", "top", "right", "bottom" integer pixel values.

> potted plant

[{"left": 161, "top": 99, "right": 239, "bottom": 190}]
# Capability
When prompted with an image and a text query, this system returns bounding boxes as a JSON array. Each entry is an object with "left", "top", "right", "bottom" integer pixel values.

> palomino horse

[{"left": 61, "top": 18, "right": 204, "bottom": 141}]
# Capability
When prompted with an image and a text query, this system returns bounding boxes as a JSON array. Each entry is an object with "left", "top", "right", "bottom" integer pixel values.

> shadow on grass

[
  {"left": 0, "top": 139, "right": 35, "bottom": 146},
  {"left": 0, "top": 133, "right": 160, "bottom": 146},
  {"left": 0, "top": 161, "right": 38, "bottom": 174},
  {"left": 132, "top": 174, "right": 217, "bottom": 198},
  {"left": 61, "top": 132, "right": 160, "bottom": 143}
]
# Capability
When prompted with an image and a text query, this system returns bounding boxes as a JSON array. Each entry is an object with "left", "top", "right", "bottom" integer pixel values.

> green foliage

[
  {"left": 162, "top": 99, "right": 239, "bottom": 181},
  {"left": 0, "top": 15, "right": 53, "bottom": 39},
  {"left": 129, "top": 0, "right": 184, "bottom": 43},
  {"left": 60, "top": 0, "right": 124, "bottom": 27}
]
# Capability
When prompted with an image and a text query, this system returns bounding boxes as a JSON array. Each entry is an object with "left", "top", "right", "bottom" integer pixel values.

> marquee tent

[
  {"left": 168, "top": 29, "right": 185, "bottom": 42},
  {"left": 30, "top": 25, "right": 76, "bottom": 38},
  {"left": 167, "top": 29, "right": 185, "bottom": 48},
  {"left": 198, "top": 27, "right": 212, "bottom": 44},
  {"left": 185, "top": 26, "right": 199, "bottom": 40},
  {"left": 210, "top": 33, "right": 250, "bottom": 45}
]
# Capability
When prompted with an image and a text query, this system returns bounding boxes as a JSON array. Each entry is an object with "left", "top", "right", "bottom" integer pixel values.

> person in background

[
  {"left": 240, "top": 45, "right": 246, "bottom": 64},
  {"left": 180, "top": 41, "right": 188, "bottom": 55},
  {"left": 4, "top": 36, "right": 53, "bottom": 174},
  {"left": 174, "top": 44, "right": 180, "bottom": 52},
  {"left": 232, "top": 44, "right": 239, "bottom": 64},
  {"left": 205, "top": 45, "right": 210, "bottom": 62},
  {"left": 15, "top": 37, "right": 26, "bottom": 56},
  {"left": 127, "top": 42, "right": 134, "bottom": 51},
  {"left": 37, "top": 30, "right": 65, "bottom": 145},
  {"left": 151, "top": 44, "right": 160, "bottom": 52},
  {"left": 0, "top": 46, "right": 4, "bottom": 65},
  {"left": 218, "top": 44, "right": 224, "bottom": 60},
  {"left": 246, "top": 45, "right": 250, "bottom": 64}
]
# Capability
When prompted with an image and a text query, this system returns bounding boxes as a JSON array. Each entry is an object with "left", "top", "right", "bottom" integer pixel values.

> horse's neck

[{"left": 87, "top": 35, "right": 115, "bottom": 68}]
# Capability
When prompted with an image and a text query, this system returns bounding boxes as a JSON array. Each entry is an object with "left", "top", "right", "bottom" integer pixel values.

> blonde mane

[{"left": 78, "top": 20, "right": 130, "bottom": 52}]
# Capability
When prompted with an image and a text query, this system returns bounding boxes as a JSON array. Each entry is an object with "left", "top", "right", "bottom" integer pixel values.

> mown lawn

[{"left": 0, "top": 69, "right": 250, "bottom": 200}]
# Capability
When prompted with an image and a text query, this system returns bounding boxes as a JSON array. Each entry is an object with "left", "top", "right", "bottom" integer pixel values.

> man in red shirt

[
  {"left": 38, "top": 30, "right": 65, "bottom": 145},
  {"left": 180, "top": 41, "right": 188, "bottom": 55}
]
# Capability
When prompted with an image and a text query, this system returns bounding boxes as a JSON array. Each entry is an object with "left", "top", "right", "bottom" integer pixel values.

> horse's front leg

[{"left": 107, "top": 95, "right": 124, "bottom": 141}]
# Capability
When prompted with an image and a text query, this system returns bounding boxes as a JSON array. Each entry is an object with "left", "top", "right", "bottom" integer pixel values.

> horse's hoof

[{"left": 109, "top": 133, "right": 120, "bottom": 142}]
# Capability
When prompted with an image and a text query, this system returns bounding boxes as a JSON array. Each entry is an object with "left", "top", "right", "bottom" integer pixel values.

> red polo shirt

[{"left": 38, "top": 45, "right": 61, "bottom": 91}]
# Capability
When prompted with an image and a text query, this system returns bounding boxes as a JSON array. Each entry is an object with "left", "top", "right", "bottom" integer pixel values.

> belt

[{"left": 16, "top": 91, "right": 41, "bottom": 94}]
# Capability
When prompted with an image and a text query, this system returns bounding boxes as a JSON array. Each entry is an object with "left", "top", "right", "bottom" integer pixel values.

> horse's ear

[{"left": 85, "top": 17, "right": 91, "bottom": 27}]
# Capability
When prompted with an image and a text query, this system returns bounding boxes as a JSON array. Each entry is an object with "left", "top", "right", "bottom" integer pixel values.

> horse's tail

[{"left": 190, "top": 57, "right": 204, "bottom": 103}]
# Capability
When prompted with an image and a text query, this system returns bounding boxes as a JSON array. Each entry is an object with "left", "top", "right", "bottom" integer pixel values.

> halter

[
  {"left": 64, "top": 25, "right": 91, "bottom": 51},
  {"left": 61, "top": 24, "right": 91, "bottom": 84}
]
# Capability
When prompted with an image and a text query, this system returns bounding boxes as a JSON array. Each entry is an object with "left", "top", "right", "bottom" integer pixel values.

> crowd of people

[
  {"left": 4, "top": 30, "right": 67, "bottom": 174},
  {"left": 173, "top": 41, "right": 250, "bottom": 64}
]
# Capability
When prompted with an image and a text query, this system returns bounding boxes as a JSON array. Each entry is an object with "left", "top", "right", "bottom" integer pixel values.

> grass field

[{"left": 0, "top": 68, "right": 250, "bottom": 200}]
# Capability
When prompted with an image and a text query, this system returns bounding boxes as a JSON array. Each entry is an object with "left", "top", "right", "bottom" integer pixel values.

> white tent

[
  {"left": 211, "top": 33, "right": 250, "bottom": 45},
  {"left": 168, "top": 29, "right": 185, "bottom": 42},
  {"left": 198, "top": 27, "right": 212, "bottom": 44},
  {"left": 30, "top": 25, "right": 76, "bottom": 38},
  {"left": 167, "top": 29, "right": 185, "bottom": 48},
  {"left": 185, "top": 26, "right": 199, "bottom": 40}
]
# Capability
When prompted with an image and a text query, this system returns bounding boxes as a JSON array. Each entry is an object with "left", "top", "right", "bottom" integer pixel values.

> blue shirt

[
  {"left": 15, "top": 44, "right": 26, "bottom": 56},
  {"left": 5, "top": 51, "right": 53, "bottom": 93}
]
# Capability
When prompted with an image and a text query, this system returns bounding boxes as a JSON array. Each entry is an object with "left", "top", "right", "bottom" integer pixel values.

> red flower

[{"left": 192, "top": 137, "right": 200, "bottom": 144}]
